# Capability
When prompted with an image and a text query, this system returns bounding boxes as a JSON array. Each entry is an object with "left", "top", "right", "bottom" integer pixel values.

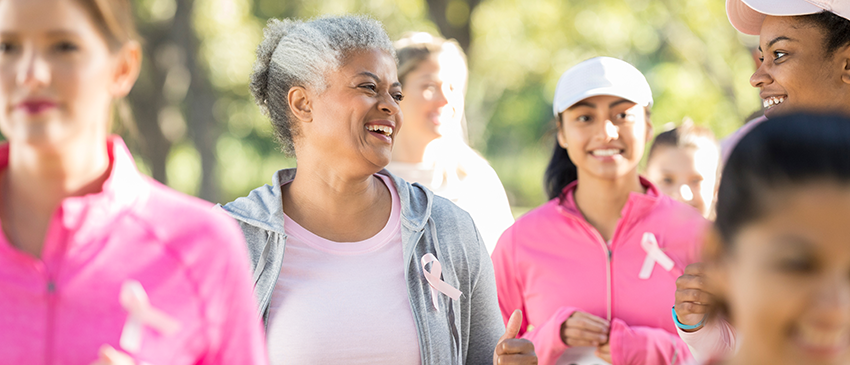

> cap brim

[{"left": 727, "top": 0, "right": 824, "bottom": 35}]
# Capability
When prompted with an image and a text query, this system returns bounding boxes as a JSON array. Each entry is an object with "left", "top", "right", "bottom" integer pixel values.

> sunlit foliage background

[{"left": 128, "top": 0, "right": 760, "bottom": 213}]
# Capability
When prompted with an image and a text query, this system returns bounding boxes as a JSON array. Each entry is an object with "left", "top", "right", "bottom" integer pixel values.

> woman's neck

[
  {"left": 391, "top": 132, "right": 435, "bottom": 164},
  {"left": 283, "top": 160, "right": 391, "bottom": 242},
  {"left": 573, "top": 169, "right": 645, "bottom": 242},
  {"left": 3, "top": 136, "right": 111, "bottom": 257}
]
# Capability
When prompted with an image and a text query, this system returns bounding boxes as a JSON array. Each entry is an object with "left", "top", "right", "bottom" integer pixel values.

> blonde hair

[
  {"left": 74, "top": 0, "right": 139, "bottom": 51},
  {"left": 394, "top": 32, "right": 468, "bottom": 92}
]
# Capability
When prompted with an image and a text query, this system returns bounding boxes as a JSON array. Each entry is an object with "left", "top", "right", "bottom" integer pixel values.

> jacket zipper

[
  {"left": 564, "top": 212, "right": 631, "bottom": 323},
  {"left": 46, "top": 277, "right": 55, "bottom": 365}
]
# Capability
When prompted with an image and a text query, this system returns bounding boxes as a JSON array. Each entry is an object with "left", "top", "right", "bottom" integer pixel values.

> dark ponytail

[{"left": 544, "top": 138, "right": 578, "bottom": 200}]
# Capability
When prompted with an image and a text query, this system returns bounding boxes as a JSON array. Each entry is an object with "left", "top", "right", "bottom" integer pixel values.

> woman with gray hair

[{"left": 220, "top": 15, "right": 537, "bottom": 365}]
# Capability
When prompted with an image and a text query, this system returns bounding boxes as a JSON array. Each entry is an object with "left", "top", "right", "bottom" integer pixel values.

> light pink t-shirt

[{"left": 266, "top": 174, "right": 422, "bottom": 365}]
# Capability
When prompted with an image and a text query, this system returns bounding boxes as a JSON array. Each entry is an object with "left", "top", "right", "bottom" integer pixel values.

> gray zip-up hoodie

[{"left": 220, "top": 168, "right": 505, "bottom": 364}]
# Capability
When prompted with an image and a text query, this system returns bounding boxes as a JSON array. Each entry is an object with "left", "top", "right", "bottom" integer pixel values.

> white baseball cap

[
  {"left": 727, "top": 0, "right": 850, "bottom": 35},
  {"left": 552, "top": 57, "right": 653, "bottom": 117}
]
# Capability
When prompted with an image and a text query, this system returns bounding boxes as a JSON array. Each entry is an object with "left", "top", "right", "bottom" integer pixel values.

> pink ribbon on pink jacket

[
  {"left": 119, "top": 280, "right": 181, "bottom": 353},
  {"left": 421, "top": 253, "right": 462, "bottom": 312},
  {"left": 638, "top": 232, "right": 675, "bottom": 279}
]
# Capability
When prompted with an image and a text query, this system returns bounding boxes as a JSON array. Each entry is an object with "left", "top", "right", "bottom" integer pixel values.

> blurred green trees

[{"left": 127, "top": 0, "right": 760, "bottom": 211}]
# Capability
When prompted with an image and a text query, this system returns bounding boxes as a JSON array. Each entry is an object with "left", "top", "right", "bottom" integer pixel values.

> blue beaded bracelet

[{"left": 671, "top": 306, "right": 705, "bottom": 330}]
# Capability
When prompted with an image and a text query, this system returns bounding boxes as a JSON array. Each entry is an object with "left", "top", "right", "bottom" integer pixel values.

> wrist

[{"left": 671, "top": 306, "right": 705, "bottom": 332}]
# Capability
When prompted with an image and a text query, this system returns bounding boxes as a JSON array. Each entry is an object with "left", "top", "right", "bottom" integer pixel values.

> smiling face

[
  {"left": 718, "top": 183, "right": 850, "bottom": 365},
  {"left": 398, "top": 50, "right": 466, "bottom": 144},
  {"left": 301, "top": 47, "right": 403, "bottom": 172},
  {"left": 399, "top": 55, "right": 448, "bottom": 142},
  {"left": 752, "top": 15, "right": 850, "bottom": 118},
  {"left": 0, "top": 0, "right": 135, "bottom": 149},
  {"left": 557, "top": 95, "right": 651, "bottom": 182},
  {"left": 645, "top": 144, "right": 719, "bottom": 218}
]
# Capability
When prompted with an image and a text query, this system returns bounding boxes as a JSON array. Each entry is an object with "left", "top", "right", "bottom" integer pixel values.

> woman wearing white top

[{"left": 387, "top": 33, "right": 514, "bottom": 254}]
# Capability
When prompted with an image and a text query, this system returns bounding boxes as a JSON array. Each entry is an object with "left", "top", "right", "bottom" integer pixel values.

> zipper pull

[{"left": 47, "top": 281, "right": 55, "bottom": 293}]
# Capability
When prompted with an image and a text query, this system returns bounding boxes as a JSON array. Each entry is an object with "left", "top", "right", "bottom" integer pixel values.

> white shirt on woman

[{"left": 265, "top": 174, "right": 422, "bottom": 364}]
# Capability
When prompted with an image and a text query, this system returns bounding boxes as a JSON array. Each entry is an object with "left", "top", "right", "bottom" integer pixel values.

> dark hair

[
  {"left": 800, "top": 11, "right": 850, "bottom": 57},
  {"left": 647, "top": 118, "right": 717, "bottom": 163},
  {"left": 715, "top": 113, "right": 850, "bottom": 246},
  {"left": 544, "top": 139, "right": 578, "bottom": 200}
]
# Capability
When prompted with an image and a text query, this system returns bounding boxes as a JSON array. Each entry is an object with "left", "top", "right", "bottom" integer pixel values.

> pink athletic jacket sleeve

[
  {"left": 677, "top": 318, "right": 737, "bottom": 361},
  {"left": 493, "top": 226, "right": 576, "bottom": 364},
  {"left": 609, "top": 318, "right": 694, "bottom": 365},
  {"left": 516, "top": 307, "right": 579, "bottom": 364}
]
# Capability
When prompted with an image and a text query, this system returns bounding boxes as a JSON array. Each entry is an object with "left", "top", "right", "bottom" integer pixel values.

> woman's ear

[
  {"left": 839, "top": 44, "right": 850, "bottom": 86},
  {"left": 288, "top": 86, "right": 312, "bottom": 123},
  {"left": 110, "top": 41, "right": 142, "bottom": 98}
]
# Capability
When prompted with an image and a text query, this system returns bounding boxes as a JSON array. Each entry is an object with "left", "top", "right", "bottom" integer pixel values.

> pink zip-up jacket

[
  {"left": 0, "top": 137, "right": 268, "bottom": 365},
  {"left": 492, "top": 178, "right": 708, "bottom": 365}
]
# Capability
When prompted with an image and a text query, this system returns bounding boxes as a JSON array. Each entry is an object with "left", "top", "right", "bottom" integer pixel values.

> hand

[
  {"left": 493, "top": 310, "right": 538, "bottom": 365},
  {"left": 674, "top": 263, "right": 713, "bottom": 332},
  {"left": 89, "top": 345, "right": 135, "bottom": 365},
  {"left": 560, "top": 311, "right": 610, "bottom": 347},
  {"left": 595, "top": 342, "right": 612, "bottom": 364}
]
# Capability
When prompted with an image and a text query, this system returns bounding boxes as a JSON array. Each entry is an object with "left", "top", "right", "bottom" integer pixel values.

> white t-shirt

[
  {"left": 386, "top": 152, "right": 514, "bottom": 254},
  {"left": 265, "top": 174, "right": 422, "bottom": 364}
]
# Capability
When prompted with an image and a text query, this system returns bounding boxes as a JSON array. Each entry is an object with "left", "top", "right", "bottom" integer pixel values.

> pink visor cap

[
  {"left": 727, "top": 0, "right": 850, "bottom": 35},
  {"left": 552, "top": 57, "right": 652, "bottom": 117}
]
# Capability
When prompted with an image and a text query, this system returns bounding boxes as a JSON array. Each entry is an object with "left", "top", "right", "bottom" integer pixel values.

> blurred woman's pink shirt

[{"left": 0, "top": 136, "right": 267, "bottom": 365}]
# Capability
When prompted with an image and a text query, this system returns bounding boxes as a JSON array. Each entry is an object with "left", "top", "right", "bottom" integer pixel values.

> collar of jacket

[
  {"left": 555, "top": 176, "right": 661, "bottom": 225},
  {"left": 0, "top": 136, "right": 148, "bottom": 256},
  {"left": 222, "top": 167, "right": 435, "bottom": 235}
]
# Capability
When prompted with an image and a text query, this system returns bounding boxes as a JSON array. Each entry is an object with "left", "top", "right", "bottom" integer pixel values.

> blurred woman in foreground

[
  {"left": 0, "top": 0, "right": 266, "bottom": 364},
  {"left": 698, "top": 113, "right": 850, "bottom": 365}
]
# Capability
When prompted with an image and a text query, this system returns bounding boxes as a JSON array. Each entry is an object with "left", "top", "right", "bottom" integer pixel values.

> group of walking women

[{"left": 0, "top": 0, "right": 849, "bottom": 364}]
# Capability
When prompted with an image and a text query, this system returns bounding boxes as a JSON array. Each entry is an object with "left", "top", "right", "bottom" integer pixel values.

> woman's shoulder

[
  {"left": 121, "top": 177, "right": 250, "bottom": 271},
  {"left": 429, "top": 193, "right": 477, "bottom": 227},
  {"left": 647, "top": 193, "right": 709, "bottom": 229},
  {"left": 494, "top": 199, "right": 578, "bottom": 247},
  {"left": 137, "top": 177, "right": 242, "bottom": 236},
  {"left": 509, "top": 199, "right": 566, "bottom": 228}
]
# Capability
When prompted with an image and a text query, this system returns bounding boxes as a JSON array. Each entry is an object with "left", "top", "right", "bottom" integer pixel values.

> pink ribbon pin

[
  {"left": 638, "top": 232, "right": 675, "bottom": 280},
  {"left": 421, "top": 253, "right": 462, "bottom": 312},
  {"left": 119, "top": 280, "right": 181, "bottom": 353}
]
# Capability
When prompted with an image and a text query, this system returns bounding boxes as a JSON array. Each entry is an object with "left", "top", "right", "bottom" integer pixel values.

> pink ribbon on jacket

[
  {"left": 119, "top": 280, "right": 181, "bottom": 353},
  {"left": 421, "top": 253, "right": 462, "bottom": 312},
  {"left": 638, "top": 232, "right": 675, "bottom": 280}
]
